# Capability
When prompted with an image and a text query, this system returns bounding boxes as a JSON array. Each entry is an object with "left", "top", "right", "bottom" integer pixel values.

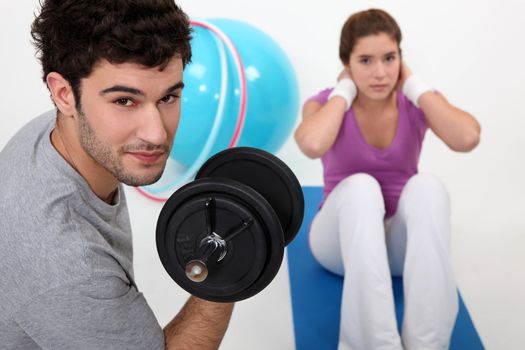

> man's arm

[{"left": 164, "top": 296, "right": 234, "bottom": 350}]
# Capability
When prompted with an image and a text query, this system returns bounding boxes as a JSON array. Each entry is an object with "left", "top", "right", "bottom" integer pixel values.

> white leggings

[{"left": 309, "top": 173, "right": 458, "bottom": 350}]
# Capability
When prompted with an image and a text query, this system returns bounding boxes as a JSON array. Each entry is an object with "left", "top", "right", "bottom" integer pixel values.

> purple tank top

[{"left": 309, "top": 88, "right": 428, "bottom": 217}]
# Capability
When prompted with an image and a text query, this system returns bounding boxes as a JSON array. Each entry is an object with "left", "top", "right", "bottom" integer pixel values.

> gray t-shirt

[{"left": 0, "top": 111, "right": 164, "bottom": 349}]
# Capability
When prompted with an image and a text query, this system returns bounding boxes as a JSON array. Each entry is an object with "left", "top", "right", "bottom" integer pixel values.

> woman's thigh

[{"left": 309, "top": 173, "right": 386, "bottom": 276}]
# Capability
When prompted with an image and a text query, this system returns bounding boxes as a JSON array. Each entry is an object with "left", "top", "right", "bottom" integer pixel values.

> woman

[{"left": 294, "top": 9, "right": 480, "bottom": 350}]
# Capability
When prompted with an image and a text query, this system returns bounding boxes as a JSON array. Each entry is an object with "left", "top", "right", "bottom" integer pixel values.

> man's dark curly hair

[{"left": 31, "top": 0, "right": 192, "bottom": 108}]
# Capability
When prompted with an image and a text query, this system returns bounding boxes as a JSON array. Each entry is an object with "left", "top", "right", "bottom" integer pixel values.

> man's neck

[{"left": 50, "top": 117, "right": 119, "bottom": 204}]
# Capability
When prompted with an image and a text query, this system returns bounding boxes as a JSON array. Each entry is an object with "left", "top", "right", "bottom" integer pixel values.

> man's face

[{"left": 76, "top": 58, "right": 184, "bottom": 186}]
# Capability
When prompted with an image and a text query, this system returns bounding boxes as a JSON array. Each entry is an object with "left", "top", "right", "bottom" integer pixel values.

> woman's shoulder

[
  {"left": 397, "top": 89, "right": 428, "bottom": 133},
  {"left": 398, "top": 89, "right": 424, "bottom": 115}
]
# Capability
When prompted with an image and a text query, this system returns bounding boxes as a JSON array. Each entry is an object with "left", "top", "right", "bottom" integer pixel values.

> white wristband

[
  {"left": 328, "top": 78, "right": 357, "bottom": 111},
  {"left": 402, "top": 75, "right": 433, "bottom": 107}
]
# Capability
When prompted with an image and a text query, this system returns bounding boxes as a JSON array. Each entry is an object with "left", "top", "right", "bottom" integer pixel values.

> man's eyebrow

[
  {"left": 99, "top": 81, "right": 184, "bottom": 96},
  {"left": 164, "top": 81, "right": 185, "bottom": 94},
  {"left": 100, "top": 85, "right": 144, "bottom": 96}
]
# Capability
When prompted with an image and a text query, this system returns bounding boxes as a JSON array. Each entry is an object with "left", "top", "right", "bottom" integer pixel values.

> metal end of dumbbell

[
  {"left": 185, "top": 260, "right": 209, "bottom": 282},
  {"left": 200, "top": 233, "right": 227, "bottom": 262}
]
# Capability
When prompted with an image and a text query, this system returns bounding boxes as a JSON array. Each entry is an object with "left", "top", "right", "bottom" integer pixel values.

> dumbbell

[{"left": 156, "top": 147, "right": 304, "bottom": 302}]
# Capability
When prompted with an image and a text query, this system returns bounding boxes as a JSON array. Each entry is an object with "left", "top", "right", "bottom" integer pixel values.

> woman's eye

[
  {"left": 386, "top": 55, "right": 396, "bottom": 62},
  {"left": 360, "top": 58, "right": 370, "bottom": 64},
  {"left": 114, "top": 98, "right": 135, "bottom": 107}
]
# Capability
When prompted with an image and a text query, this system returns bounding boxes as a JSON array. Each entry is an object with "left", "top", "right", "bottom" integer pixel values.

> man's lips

[{"left": 128, "top": 151, "right": 165, "bottom": 164}]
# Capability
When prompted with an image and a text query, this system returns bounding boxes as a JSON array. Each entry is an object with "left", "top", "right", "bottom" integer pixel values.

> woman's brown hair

[{"left": 339, "top": 9, "right": 402, "bottom": 65}]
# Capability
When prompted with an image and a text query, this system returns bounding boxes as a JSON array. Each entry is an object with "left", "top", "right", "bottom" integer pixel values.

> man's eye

[
  {"left": 114, "top": 98, "right": 135, "bottom": 107},
  {"left": 360, "top": 58, "right": 370, "bottom": 64},
  {"left": 160, "top": 94, "right": 179, "bottom": 104}
]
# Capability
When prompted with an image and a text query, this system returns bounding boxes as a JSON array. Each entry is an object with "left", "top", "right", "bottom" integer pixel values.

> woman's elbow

[
  {"left": 450, "top": 127, "right": 481, "bottom": 152},
  {"left": 294, "top": 131, "right": 325, "bottom": 159}
]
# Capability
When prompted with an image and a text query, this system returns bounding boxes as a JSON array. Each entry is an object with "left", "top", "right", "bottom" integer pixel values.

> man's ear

[{"left": 46, "top": 72, "right": 77, "bottom": 117}]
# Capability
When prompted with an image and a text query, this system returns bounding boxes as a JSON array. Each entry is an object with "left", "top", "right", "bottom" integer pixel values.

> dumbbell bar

[{"left": 156, "top": 147, "right": 304, "bottom": 302}]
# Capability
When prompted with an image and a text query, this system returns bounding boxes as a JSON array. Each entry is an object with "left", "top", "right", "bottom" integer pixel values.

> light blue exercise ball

[
  {"left": 170, "top": 18, "right": 299, "bottom": 168},
  {"left": 210, "top": 19, "right": 299, "bottom": 152},
  {"left": 171, "top": 24, "right": 225, "bottom": 167}
]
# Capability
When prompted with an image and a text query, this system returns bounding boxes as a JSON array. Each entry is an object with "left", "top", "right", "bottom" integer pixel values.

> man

[{"left": 0, "top": 1, "right": 234, "bottom": 349}]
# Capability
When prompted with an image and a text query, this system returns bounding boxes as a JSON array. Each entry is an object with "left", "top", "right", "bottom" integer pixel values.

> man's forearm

[{"left": 164, "top": 296, "right": 234, "bottom": 350}]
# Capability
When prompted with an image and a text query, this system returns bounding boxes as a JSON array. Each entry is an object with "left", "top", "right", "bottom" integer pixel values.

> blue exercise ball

[
  {"left": 170, "top": 18, "right": 299, "bottom": 168},
  {"left": 171, "top": 24, "right": 227, "bottom": 168},
  {"left": 210, "top": 19, "right": 299, "bottom": 153}
]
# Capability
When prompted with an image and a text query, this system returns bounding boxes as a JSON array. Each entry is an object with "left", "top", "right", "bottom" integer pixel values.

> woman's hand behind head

[{"left": 397, "top": 62, "right": 413, "bottom": 90}]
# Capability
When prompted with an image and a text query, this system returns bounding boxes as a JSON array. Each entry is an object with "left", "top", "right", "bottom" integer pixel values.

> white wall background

[{"left": 1, "top": 1, "right": 525, "bottom": 349}]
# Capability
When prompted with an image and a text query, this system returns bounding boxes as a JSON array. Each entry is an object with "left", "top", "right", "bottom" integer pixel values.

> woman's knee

[
  {"left": 401, "top": 173, "right": 450, "bottom": 214},
  {"left": 335, "top": 173, "right": 384, "bottom": 207}
]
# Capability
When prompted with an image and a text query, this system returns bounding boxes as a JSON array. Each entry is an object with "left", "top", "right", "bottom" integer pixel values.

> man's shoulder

[
  {"left": 1, "top": 110, "right": 55, "bottom": 155},
  {"left": 0, "top": 109, "right": 56, "bottom": 193}
]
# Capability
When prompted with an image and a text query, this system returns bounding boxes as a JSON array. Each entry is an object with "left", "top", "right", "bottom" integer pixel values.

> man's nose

[{"left": 136, "top": 104, "right": 168, "bottom": 146}]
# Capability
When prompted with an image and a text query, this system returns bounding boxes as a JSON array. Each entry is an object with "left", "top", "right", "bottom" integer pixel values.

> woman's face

[{"left": 347, "top": 32, "right": 401, "bottom": 101}]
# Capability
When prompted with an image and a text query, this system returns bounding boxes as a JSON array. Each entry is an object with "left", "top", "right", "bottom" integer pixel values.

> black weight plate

[
  {"left": 157, "top": 178, "right": 284, "bottom": 302},
  {"left": 195, "top": 147, "right": 304, "bottom": 246},
  {"left": 168, "top": 195, "right": 267, "bottom": 298},
  {"left": 158, "top": 180, "right": 268, "bottom": 301}
]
